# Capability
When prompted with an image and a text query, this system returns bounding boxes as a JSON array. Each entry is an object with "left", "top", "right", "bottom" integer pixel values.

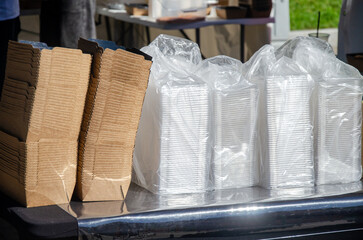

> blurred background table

[{"left": 96, "top": 6, "right": 274, "bottom": 62}]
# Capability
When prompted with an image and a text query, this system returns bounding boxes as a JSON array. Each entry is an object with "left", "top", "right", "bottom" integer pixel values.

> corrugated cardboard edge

[
  {"left": 0, "top": 130, "right": 78, "bottom": 207},
  {"left": 0, "top": 43, "right": 91, "bottom": 142},
  {"left": 77, "top": 39, "right": 104, "bottom": 150},
  {"left": 0, "top": 41, "right": 92, "bottom": 207},
  {"left": 78, "top": 38, "right": 104, "bottom": 79},
  {"left": 66, "top": 200, "right": 129, "bottom": 219},
  {"left": 77, "top": 49, "right": 120, "bottom": 201},
  {"left": 0, "top": 41, "right": 41, "bottom": 141},
  {"left": 77, "top": 41, "right": 111, "bottom": 201},
  {"left": 77, "top": 48, "right": 152, "bottom": 201},
  {"left": 27, "top": 47, "right": 91, "bottom": 142}
]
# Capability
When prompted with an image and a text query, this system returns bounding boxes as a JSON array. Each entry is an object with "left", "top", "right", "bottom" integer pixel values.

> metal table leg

[
  {"left": 105, "top": 16, "right": 112, "bottom": 41},
  {"left": 240, "top": 24, "right": 245, "bottom": 62},
  {"left": 196, "top": 28, "right": 200, "bottom": 46},
  {"left": 120, "top": 21, "right": 125, "bottom": 46},
  {"left": 146, "top": 26, "right": 151, "bottom": 44},
  {"left": 128, "top": 23, "right": 134, "bottom": 47},
  {"left": 179, "top": 29, "right": 189, "bottom": 40}
]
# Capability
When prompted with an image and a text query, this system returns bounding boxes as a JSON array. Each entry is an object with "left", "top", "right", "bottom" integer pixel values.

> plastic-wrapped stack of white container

[
  {"left": 133, "top": 34, "right": 363, "bottom": 195},
  {"left": 194, "top": 57, "right": 259, "bottom": 190},
  {"left": 133, "top": 35, "right": 213, "bottom": 195},
  {"left": 270, "top": 38, "right": 362, "bottom": 187}
]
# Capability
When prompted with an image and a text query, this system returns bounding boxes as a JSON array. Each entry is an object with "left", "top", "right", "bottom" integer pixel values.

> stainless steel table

[{"left": 2, "top": 181, "right": 363, "bottom": 239}]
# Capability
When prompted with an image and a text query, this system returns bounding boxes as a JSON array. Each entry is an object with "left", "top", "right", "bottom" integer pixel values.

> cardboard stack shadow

[
  {"left": 77, "top": 39, "right": 152, "bottom": 201},
  {"left": 0, "top": 41, "right": 91, "bottom": 207}
]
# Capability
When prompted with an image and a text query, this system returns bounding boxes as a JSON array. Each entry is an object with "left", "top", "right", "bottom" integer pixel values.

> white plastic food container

[{"left": 149, "top": 0, "right": 207, "bottom": 19}]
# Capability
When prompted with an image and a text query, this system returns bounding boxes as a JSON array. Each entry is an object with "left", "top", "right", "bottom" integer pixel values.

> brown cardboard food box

[
  {"left": 77, "top": 39, "right": 152, "bottom": 201},
  {"left": 0, "top": 41, "right": 91, "bottom": 142},
  {"left": 0, "top": 131, "right": 77, "bottom": 207},
  {"left": 0, "top": 41, "right": 91, "bottom": 207}
]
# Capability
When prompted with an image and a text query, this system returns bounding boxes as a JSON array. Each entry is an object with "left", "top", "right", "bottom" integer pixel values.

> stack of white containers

[
  {"left": 247, "top": 51, "right": 315, "bottom": 189},
  {"left": 133, "top": 35, "right": 212, "bottom": 195},
  {"left": 158, "top": 82, "right": 210, "bottom": 194},
  {"left": 275, "top": 37, "right": 363, "bottom": 186},
  {"left": 315, "top": 79, "right": 362, "bottom": 184},
  {"left": 213, "top": 88, "right": 258, "bottom": 189},
  {"left": 251, "top": 37, "right": 363, "bottom": 188},
  {"left": 194, "top": 56, "right": 259, "bottom": 190},
  {"left": 149, "top": 0, "right": 207, "bottom": 19},
  {"left": 264, "top": 74, "right": 314, "bottom": 188},
  {"left": 133, "top": 35, "right": 362, "bottom": 196}
]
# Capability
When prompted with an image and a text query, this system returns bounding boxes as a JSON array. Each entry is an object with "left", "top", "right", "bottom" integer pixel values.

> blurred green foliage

[{"left": 290, "top": 0, "right": 342, "bottom": 30}]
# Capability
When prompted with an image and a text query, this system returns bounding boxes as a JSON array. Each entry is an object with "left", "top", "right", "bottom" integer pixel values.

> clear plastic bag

[
  {"left": 264, "top": 58, "right": 315, "bottom": 189},
  {"left": 249, "top": 36, "right": 363, "bottom": 187},
  {"left": 134, "top": 35, "right": 362, "bottom": 194},
  {"left": 284, "top": 38, "right": 362, "bottom": 185},
  {"left": 245, "top": 44, "right": 315, "bottom": 189},
  {"left": 133, "top": 34, "right": 212, "bottom": 195},
  {"left": 194, "top": 56, "right": 259, "bottom": 190},
  {"left": 276, "top": 37, "right": 363, "bottom": 185}
]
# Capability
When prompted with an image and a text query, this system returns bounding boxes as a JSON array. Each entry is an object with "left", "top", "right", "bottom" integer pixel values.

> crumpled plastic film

[
  {"left": 194, "top": 56, "right": 259, "bottom": 190},
  {"left": 275, "top": 36, "right": 334, "bottom": 63},
  {"left": 133, "top": 34, "right": 212, "bottom": 195}
]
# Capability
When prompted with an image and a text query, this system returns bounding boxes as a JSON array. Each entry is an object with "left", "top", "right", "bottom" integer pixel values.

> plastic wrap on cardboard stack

[
  {"left": 0, "top": 41, "right": 91, "bottom": 207},
  {"left": 77, "top": 39, "right": 152, "bottom": 202},
  {"left": 194, "top": 56, "right": 259, "bottom": 190},
  {"left": 244, "top": 44, "right": 315, "bottom": 189},
  {"left": 133, "top": 34, "right": 212, "bottom": 195},
  {"left": 276, "top": 37, "right": 363, "bottom": 185}
]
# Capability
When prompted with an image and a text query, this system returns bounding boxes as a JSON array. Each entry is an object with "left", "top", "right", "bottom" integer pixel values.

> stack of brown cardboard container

[
  {"left": 77, "top": 39, "right": 152, "bottom": 201},
  {"left": 0, "top": 41, "right": 91, "bottom": 207}
]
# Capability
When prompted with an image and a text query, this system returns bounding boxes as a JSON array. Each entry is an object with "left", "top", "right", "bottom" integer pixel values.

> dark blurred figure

[
  {"left": 40, "top": 0, "right": 96, "bottom": 48},
  {"left": 0, "top": 0, "right": 20, "bottom": 97},
  {"left": 338, "top": 0, "right": 363, "bottom": 63}
]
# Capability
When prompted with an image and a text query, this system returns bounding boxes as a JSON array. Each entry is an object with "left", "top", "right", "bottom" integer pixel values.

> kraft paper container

[
  {"left": 0, "top": 41, "right": 91, "bottom": 207},
  {"left": 77, "top": 39, "right": 152, "bottom": 201}
]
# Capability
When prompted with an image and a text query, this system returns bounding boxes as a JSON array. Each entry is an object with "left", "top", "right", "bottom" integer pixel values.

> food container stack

[
  {"left": 213, "top": 87, "right": 258, "bottom": 189},
  {"left": 158, "top": 82, "right": 210, "bottom": 194},
  {"left": 246, "top": 47, "right": 316, "bottom": 189},
  {"left": 149, "top": 0, "right": 207, "bottom": 21},
  {"left": 274, "top": 37, "right": 363, "bottom": 186},
  {"left": 77, "top": 39, "right": 152, "bottom": 201},
  {"left": 262, "top": 74, "right": 314, "bottom": 188},
  {"left": 0, "top": 41, "right": 91, "bottom": 207},
  {"left": 133, "top": 35, "right": 212, "bottom": 195},
  {"left": 315, "top": 78, "right": 362, "bottom": 184},
  {"left": 195, "top": 56, "right": 259, "bottom": 190}
]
